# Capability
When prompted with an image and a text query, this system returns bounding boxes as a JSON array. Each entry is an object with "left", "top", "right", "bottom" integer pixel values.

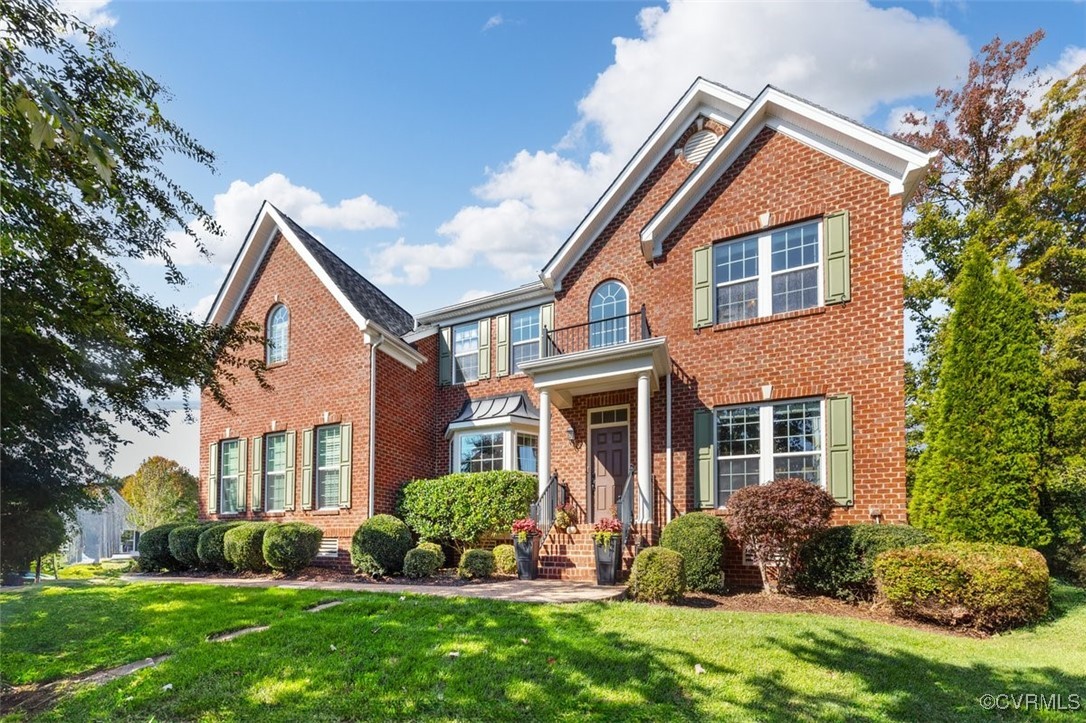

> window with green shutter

[
  {"left": 495, "top": 314, "right": 510, "bottom": 377},
  {"left": 284, "top": 430, "right": 296, "bottom": 511},
  {"left": 338, "top": 423, "right": 352, "bottom": 509},
  {"left": 264, "top": 432, "right": 288, "bottom": 512},
  {"left": 207, "top": 442, "right": 219, "bottom": 515},
  {"left": 219, "top": 438, "right": 242, "bottom": 514},
  {"left": 250, "top": 435, "right": 263, "bottom": 512},
  {"left": 439, "top": 327, "right": 452, "bottom": 385},
  {"left": 826, "top": 395, "right": 854, "bottom": 506},
  {"left": 692, "top": 246, "right": 713, "bottom": 328},
  {"left": 823, "top": 211, "right": 851, "bottom": 304},
  {"left": 478, "top": 318, "right": 491, "bottom": 380},
  {"left": 693, "top": 409, "right": 715, "bottom": 508},
  {"left": 301, "top": 428, "right": 314, "bottom": 511}
]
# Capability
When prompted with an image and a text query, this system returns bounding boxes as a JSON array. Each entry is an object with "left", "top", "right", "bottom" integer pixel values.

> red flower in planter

[
  {"left": 511, "top": 517, "right": 541, "bottom": 543},
  {"left": 592, "top": 517, "right": 623, "bottom": 547}
]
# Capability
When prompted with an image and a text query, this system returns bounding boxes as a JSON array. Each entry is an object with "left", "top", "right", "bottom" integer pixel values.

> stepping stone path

[
  {"left": 207, "top": 625, "right": 269, "bottom": 643},
  {"left": 1, "top": 655, "right": 170, "bottom": 715},
  {"left": 306, "top": 600, "right": 343, "bottom": 613}
]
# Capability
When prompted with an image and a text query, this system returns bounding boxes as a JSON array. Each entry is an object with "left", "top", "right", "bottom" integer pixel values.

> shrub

[
  {"left": 493, "top": 544, "right": 517, "bottom": 574},
  {"left": 262, "top": 522, "right": 323, "bottom": 574},
  {"left": 1041, "top": 461, "right": 1086, "bottom": 585},
  {"left": 137, "top": 523, "right": 185, "bottom": 572},
  {"left": 629, "top": 547, "right": 686, "bottom": 604},
  {"left": 795, "top": 524, "right": 934, "bottom": 601},
  {"left": 223, "top": 522, "right": 275, "bottom": 572},
  {"left": 351, "top": 514, "right": 413, "bottom": 576},
  {"left": 398, "top": 471, "right": 536, "bottom": 552},
  {"left": 724, "top": 478, "right": 837, "bottom": 593},
  {"left": 167, "top": 523, "right": 208, "bottom": 569},
  {"left": 197, "top": 522, "right": 244, "bottom": 571},
  {"left": 873, "top": 542, "right": 1050, "bottom": 631},
  {"left": 404, "top": 546, "right": 443, "bottom": 579},
  {"left": 458, "top": 549, "right": 496, "bottom": 580},
  {"left": 660, "top": 512, "right": 727, "bottom": 593},
  {"left": 417, "top": 541, "right": 446, "bottom": 568}
]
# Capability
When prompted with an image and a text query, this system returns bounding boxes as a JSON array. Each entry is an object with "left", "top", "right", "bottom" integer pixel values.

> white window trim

[
  {"left": 589, "top": 280, "right": 630, "bottom": 348},
  {"left": 450, "top": 426, "right": 539, "bottom": 474},
  {"left": 510, "top": 307, "right": 541, "bottom": 373},
  {"left": 452, "top": 322, "right": 479, "bottom": 384},
  {"left": 315, "top": 425, "right": 341, "bottom": 511},
  {"left": 264, "top": 432, "right": 287, "bottom": 513},
  {"left": 219, "top": 438, "right": 240, "bottom": 515},
  {"left": 266, "top": 304, "right": 289, "bottom": 365},
  {"left": 713, "top": 220, "right": 823, "bottom": 323},
  {"left": 713, "top": 397, "right": 827, "bottom": 509}
]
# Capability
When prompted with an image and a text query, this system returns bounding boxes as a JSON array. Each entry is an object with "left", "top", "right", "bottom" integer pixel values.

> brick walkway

[{"left": 119, "top": 574, "right": 625, "bottom": 604}]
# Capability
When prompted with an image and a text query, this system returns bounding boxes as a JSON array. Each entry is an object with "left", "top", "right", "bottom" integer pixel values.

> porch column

[
  {"left": 538, "top": 389, "right": 551, "bottom": 496},
  {"left": 637, "top": 371, "right": 653, "bottom": 523}
]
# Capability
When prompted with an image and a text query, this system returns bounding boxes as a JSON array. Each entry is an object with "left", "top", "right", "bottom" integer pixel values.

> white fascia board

[
  {"left": 207, "top": 203, "right": 279, "bottom": 326},
  {"left": 403, "top": 325, "right": 438, "bottom": 343},
  {"left": 365, "top": 322, "right": 428, "bottom": 371},
  {"left": 416, "top": 281, "right": 553, "bottom": 326}
]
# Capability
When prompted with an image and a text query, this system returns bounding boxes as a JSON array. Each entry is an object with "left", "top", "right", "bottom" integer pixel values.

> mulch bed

[{"left": 139, "top": 567, "right": 518, "bottom": 588}]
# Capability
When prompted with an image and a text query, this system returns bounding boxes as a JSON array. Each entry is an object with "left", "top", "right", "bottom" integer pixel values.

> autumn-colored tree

[{"left": 120, "top": 457, "right": 199, "bottom": 530}]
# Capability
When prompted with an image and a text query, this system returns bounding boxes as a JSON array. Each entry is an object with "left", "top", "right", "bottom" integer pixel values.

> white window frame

[
  {"left": 713, "top": 220, "right": 823, "bottom": 323},
  {"left": 450, "top": 427, "right": 539, "bottom": 474},
  {"left": 219, "top": 438, "right": 240, "bottom": 515},
  {"left": 266, "top": 304, "right": 289, "bottom": 364},
  {"left": 315, "top": 425, "right": 341, "bottom": 511},
  {"left": 712, "top": 398, "right": 827, "bottom": 508},
  {"left": 264, "top": 432, "right": 287, "bottom": 513},
  {"left": 515, "top": 432, "right": 539, "bottom": 474},
  {"left": 452, "top": 322, "right": 479, "bottom": 384},
  {"left": 510, "top": 308, "right": 540, "bottom": 374},
  {"left": 588, "top": 280, "right": 629, "bottom": 348}
]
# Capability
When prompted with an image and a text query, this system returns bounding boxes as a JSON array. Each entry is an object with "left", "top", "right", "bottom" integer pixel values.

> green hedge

[
  {"left": 416, "top": 541, "right": 445, "bottom": 568},
  {"left": 795, "top": 524, "right": 934, "bottom": 601},
  {"left": 167, "top": 523, "right": 208, "bottom": 569},
  {"left": 873, "top": 542, "right": 1050, "bottom": 631},
  {"left": 223, "top": 522, "right": 275, "bottom": 572},
  {"left": 660, "top": 513, "right": 727, "bottom": 593},
  {"left": 138, "top": 523, "right": 184, "bottom": 572},
  {"left": 263, "top": 523, "right": 323, "bottom": 574},
  {"left": 458, "top": 549, "right": 496, "bottom": 580},
  {"left": 629, "top": 547, "right": 686, "bottom": 604},
  {"left": 492, "top": 544, "right": 517, "bottom": 575},
  {"left": 351, "top": 515, "right": 413, "bottom": 576},
  {"left": 197, "top": 522, "right": 245, "bottom": 571},
  {"left": 398, "top": 471, "right": 536, "bottom": 551},
  {"left": 404, "top": 546, "right": 443, "bottom": 579}
]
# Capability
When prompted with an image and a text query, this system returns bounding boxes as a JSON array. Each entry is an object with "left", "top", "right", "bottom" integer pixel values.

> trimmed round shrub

[
  {"left": 167, "top": 523, "right": 208, "bottom": 569},
  {"left": 223, "top": 522, "right": 275, "bottom": 572},
  {"left": 262, "top": 523, "right": 323, "bottom": 574},
  {"left": 660, "top": 512, "right": 727, "bottom": 593},
  {"left": 795, "top": 524, "right": 934, "bottom": 601},
  {"left": 629, "top": 547, "right": 686, "bottom": 604},
  {"left": 351, "top": 514, "right": 413, "bottom": 576},
  {"left": 404, "top": 546, "right": 443, "bottom": 579},
  {"left": 874, "top": 542, "right": 1050, "bottom": 631},
  {"left": 197, "top": 522, "right": 245, "bottom": 571},
  {"left": 138, "top": 523, "right": 185, "bottom": 572},
  {"left": 493, "top": 544, "right": 517, "bottom": 575},
  {"left": 458, "top": 549, "right": 496, "bottom": 580},
  {"left": 417, "top": 541, "right": 446, "bottom": 568}
]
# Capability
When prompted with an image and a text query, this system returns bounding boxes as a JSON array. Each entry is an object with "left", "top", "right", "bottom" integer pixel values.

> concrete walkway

[{"left": 119, "top": 574, "right": 625, "bottom": 604}]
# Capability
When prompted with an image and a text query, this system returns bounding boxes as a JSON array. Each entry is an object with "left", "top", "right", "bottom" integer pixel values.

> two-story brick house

[{"left": 200, "top": 78, "right": 933, "bottom": 581}]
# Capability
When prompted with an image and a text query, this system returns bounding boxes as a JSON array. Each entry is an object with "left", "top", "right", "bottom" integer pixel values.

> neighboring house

[
  {"left": 63, "top": 488, "right": 139, "bottom": 564},
  {"left": 200, "top": 78, "right": 933, "bottom": 582}
]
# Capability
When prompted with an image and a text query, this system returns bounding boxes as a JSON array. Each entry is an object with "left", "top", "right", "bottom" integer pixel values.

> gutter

[{"left": 368, "top": 333, "right": 384, "bottom": 518}]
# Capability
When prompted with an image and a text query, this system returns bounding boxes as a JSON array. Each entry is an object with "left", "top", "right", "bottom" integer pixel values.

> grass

[{"left": 1, "top": 581, "right": 1084, "bottom": 721}]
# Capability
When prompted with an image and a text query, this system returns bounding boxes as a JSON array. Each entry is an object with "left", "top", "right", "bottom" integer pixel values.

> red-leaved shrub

[{"left": 724, "top": 478, "right": 837, "bottom": 593}]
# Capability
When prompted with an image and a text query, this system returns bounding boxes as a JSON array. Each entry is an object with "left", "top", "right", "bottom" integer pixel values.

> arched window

[
  {"left": 266, "top": 304, "right": 289, "bottom": 364},
  {"left": 589, "top": 280, "right": 628, "bottom": 348}
]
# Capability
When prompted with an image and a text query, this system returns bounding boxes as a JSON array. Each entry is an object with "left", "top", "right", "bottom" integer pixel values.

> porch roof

[{"left": 446, "top": 393, "right": 540, "bottom": 437}]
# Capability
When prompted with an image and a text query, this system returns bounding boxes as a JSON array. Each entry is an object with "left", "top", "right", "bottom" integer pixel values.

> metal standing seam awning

[{"left": 444, "top": 392, "right": 541, "bottom": 438}]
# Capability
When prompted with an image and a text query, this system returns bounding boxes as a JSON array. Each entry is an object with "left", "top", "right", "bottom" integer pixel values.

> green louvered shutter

[
  {"left": 301, "top": 428, "right": 314, "bottom": 510},
  {"left": 250, "top": 435, "right": 263, "bottom": 512},
  {"left": 540, "top": 303, "right": 554, "bottom": 356},
  {"left": 478, "top": 318, "right": 491, "bottom": 380},
  {"left": 824, "top": 210, "right": 851, "bottom": 304},
  {"left": 207, "top": 442, "right": 219, "bottom": 515},
  {"left": 438, "top": 327, "right": 452, "bottom": 385},
  {"left": 284, "top": 430, "right": 296, "bottom": 511},
  {"left": 339, "top": 423, "right": 352, "bottom": 509},
  {"left": 693, "top": 246, "right": 713, "bottom": 328},
  {"left": 826, "top": 395, "right": 854, "bottom": 506},
  {"left": 495, "top": 314, "right": 509, "bottom": 377},
  {"left": 694, "top": 409, "right": 715, "bottom": 509},
  {"left": 236, "top": 438, "right": 248, "bottom": 513}
]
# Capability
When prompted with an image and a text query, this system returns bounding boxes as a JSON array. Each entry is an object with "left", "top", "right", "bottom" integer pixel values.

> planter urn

[
  {"left": 594, "top": 536, "right": 622, "bottom": 585},
  {"left": 512, "top": 534, "right": 541, "bottom": 580}
]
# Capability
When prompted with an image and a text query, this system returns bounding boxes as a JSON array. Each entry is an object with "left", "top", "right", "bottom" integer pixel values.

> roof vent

[{"left": 683, "top": 129, "right": 719, "bottom": 165}]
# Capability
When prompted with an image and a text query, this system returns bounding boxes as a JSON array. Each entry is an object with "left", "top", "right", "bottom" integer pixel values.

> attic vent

[{"left": 683, "top": 129, "right": 719, "bottom": 165}]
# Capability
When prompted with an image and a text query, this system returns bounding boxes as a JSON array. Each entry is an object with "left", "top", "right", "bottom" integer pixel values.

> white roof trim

[
  {"left": 640, "top": 86, "right": 935, "bottom": 254},
  {"left": 540, "top": 78, "right": 750, "bottom": 291},
  {"left": 416, "top": 281, "right": 553, "bottom": 326}
]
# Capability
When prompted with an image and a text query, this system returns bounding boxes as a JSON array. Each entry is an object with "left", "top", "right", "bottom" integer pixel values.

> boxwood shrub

[
  {"left": 416, "top": 541, "right": 446, "bottom": 568},
  {"left": 167, "top": 523, "right": 209, "bottom": 569},
  {"left": 492, "top": 544, "right": 517, "bottom": 575},
  {"left": 873, "top": 542, "right": 1050, "bottom": 631},
  {"left": 660, "top": 512, "right": 727, "bottom": 593},
  {"left": 138, "top": 523, "right": 185, "bottom": 572},
  {"left": 404, "top": 546, "right": 443, "bottom": 579},
  {"left": 795, "top": 524, "right": 934, "bottom": 601},
  {"left": 351, "top": 514, "right": 413, "bottom": 576},
  {"left": 629, "top": 547, "right": 686, "bottom": 604},
  {"left": 458, "top": 549, "right": 496, "bottom": 580},
  {"left": 263, "top": 522, "right": 323, "bottom": 574},
  {"left": 223, "top": 522, "right": 275, "bottom": 572},
  {"left": 197, "top": 522, "right": 245, "bottom": 571}
]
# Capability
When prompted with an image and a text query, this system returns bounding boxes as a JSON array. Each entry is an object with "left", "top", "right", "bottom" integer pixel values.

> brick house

[{"left": 200, "top": 78, "right": 933, "bottom": 582}]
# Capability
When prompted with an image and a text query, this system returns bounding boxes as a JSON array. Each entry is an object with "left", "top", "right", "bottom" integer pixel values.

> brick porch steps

[{"left": 538, "top": 527, "right": 637, "bottom": 582}]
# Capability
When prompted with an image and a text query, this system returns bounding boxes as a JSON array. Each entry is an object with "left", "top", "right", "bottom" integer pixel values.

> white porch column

[
  {"left": 637, "top": 371, "right": 653, "bottom": 523},
  {"left": 538, "top": 389, "right": 551, "bottom": 496}
]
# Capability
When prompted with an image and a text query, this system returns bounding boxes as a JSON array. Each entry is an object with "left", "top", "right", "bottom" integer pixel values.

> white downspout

[
  {"left": 666, "top": 371, "right": 673, "bottom": 523},
  {"left": 368, "top": 334, "right": 384, "bottom": 518}
]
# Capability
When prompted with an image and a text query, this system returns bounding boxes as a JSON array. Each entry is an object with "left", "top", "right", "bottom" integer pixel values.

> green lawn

[{"left": 2, "top": 581, "right": 1084, "bottom": 722}]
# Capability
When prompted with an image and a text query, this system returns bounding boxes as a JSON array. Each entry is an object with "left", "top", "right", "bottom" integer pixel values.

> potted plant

[
  {"left": 592, "top": 517, "right": 624, "bottom": 585},
  {"left": 511, "top": 517, "right": 542, "bottom": 580},
  {"left": 554, "top": 502, "right": 577, "bottom": 532}
]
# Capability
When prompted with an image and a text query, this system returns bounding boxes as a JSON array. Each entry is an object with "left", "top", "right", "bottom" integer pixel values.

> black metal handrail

[
  {"left": 616, "top": 468, "right": 635, "bottom": 544},
  {"left": 543, "top": 304, "right": 650, "bottom": 357},
  {"left": 530, "top": 471, "right": 567, "bottom": 535}
]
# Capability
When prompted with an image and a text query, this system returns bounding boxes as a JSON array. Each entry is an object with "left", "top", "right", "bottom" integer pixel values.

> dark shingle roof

[{"left": 273, "top": 207, "right": 416, "bottom": 337}]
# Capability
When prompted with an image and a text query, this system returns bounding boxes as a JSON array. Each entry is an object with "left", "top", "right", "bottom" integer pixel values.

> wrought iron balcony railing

[{"left": 543, "top": 305, "right": 650, "bottom": 358}]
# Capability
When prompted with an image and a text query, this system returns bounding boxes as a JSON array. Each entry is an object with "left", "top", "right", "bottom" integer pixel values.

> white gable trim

[{"left": 540, "top": 78, "right": 750, "bottom": 291}]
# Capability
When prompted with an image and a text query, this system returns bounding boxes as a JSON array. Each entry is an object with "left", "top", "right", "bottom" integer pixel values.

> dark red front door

[{"left": 591, "top": 426, "right": 628, "bottom": 522}]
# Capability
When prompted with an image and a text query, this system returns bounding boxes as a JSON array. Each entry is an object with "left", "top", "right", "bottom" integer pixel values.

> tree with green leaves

[
  {"left": 910, "top": 242, "right": 1050, "bottom": 547},
  {"left": 1, "top": 1, "right": 263, "bottom": 533},
  {"left": 120, "top": 457, "right": 200, "bottom": 531}
]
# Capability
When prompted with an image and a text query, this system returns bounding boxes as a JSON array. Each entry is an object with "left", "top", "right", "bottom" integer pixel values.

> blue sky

[{"left": 67, "top": 0, "right": 1084, "bottom": 475}]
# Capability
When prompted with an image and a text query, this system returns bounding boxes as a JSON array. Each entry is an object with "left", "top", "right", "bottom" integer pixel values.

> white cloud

[
  {"left": 56, "top": 0, "right": 117, "bottom": 29},
  {"left": 190, "top": 292, "right": 217, "bottom": 321},
  {"left": 1025, "top": 45, "right": 1086, "bottom": 115},
  {"left": 886, "top": 105, "right": 929, "bottom": 137},
  {"left": 371, "top": 0, "right": 972, "bottom": 286},
  {"left": 458, "top": 289, "right": 495, "bottom": 303},
  {"left": 168, "top": 173, "right": 400, "bottom": 267},
  {"left": 482, "top": 15, "right": 504, "bottom": 32}
]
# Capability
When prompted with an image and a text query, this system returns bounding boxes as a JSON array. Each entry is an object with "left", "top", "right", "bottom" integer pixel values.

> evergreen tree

[{"left": 910, "top": 242, "right": 1050, "bottom": 547}]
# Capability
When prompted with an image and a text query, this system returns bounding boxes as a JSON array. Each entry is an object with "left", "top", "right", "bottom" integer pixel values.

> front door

[{"left": 591, "top": 426, "right": 629, "bottom": 522}]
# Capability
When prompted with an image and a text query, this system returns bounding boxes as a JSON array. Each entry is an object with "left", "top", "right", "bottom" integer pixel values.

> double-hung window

[
  {"left": 219, "top": 439, "right": 241, "bottom": 514},
  {"left": 315, "top": 426, "right": 341, "bottom": 509},
  {"left": 264, "top": 432, "right": 287, "bottom": 512},
  {"left": 452, "top": 323, "right": 479, "bottom": 384},
  {"left": 510, "top": 309, "right": 540, "bottom": 373},
  {"left": 714, "top": 220, "right": 821, "bottom": 322}
]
